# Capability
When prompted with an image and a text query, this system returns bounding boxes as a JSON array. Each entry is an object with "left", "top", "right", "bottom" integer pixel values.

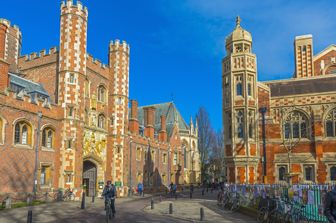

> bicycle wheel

[
  {"left": 231, "top": 199, "right": 240, "bottom": 212},
  {"left": 106, "top": 206, "right": 111, "bottom": 223},
  {"left": 256, "top": 207, "right": 268, "bottom": 223}
]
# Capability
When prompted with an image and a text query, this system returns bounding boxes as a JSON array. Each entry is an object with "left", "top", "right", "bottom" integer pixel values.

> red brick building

[
  {"left": 222, "top": 17, "right": 336, "bottom": 184},
  {"left": 0, "top": 0, "right": 200, "bottom": 198}
]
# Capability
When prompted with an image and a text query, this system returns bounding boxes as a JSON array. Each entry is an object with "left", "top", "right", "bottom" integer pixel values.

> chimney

[
  {"left": 0, "top": 21, "right": 9, "bottom": 92},
  {"left": 159, "top": 115, "right": 167, "bottom": 142},
  {"left": 129, "top": 100, "right": 139, "bottom": 134},
  {"left": 144, "top": 106, "right": 155, "bottom": 139},
  {"left": 294, "top": 34, "right": 314, "bottom": 78}
]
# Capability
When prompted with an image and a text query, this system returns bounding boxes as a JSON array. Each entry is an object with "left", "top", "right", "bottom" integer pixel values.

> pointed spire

[
  {"left": 236, "top": 16, "right": 241, "bottom": 28},
  {"left": 190, "top": 116, "right": 194, "bottom": 132},
  {"left": 195, "top": 119, "right": 198, "bottom": 136}
]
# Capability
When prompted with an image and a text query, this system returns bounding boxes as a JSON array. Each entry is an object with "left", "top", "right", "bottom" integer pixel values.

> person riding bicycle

[
  {"left": 325, "top": 187, "right": 336, "bottom": 223},
  {"left": 102, "top": 180, "right": 116, "bottom": 217}
]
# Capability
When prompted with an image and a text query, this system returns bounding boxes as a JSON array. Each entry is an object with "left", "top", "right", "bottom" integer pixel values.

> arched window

[
  {"left": 248, "top": 110, "right": 254, "bottom": 139},
  {"left": 278, "top": 166, "right": 287, "bottom": 181},
  {"left": 331, "top": 166, "right": 336, "bottom": 181},
  {"left": 283, "top": 111, "right": 309, "bottom": 139},
  {"left": 236, "top": 110, "right": 244, "bottom": 138},
  {"left": 98, "top": 114, "right": 105, "bottom": 129},
  {"left": 326, "top": 108, "right": 336, "bottom": 137},
  {"left": 97, "top": 85, "right": 106, "bottom": 102},
  {"left": 14, "top": 121, "right": 32, "bottom": 145},
  {"left": 42, "top": 127, "right": 55, "bottom": 149}
]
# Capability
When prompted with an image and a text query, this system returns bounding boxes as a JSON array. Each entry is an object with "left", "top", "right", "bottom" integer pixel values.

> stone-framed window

[
  {"left": 303, "top": 165, "right": 315, "bottom": 182},
  {"left": 235, "top": 75, "right": 243, "bottom": 96},
  {"left": 247, "top": 75, "right": 254, "bottom": 97},
  {"left": 14, "top": 121, "right": 32, "bottom": 146},
  {"left": 330, "top": 166, "right": 336, "bottom": 181},
  {"left": 68, "top": 73, "right": 76, "bottom": 84},
  {"left": 162, "top": 153, "right": 167, "bottom": 164},
  {"left": 97, "top": 114, "right": 105, "bottom": 129},
  {"left": 278, "top": 165, "right": 287, "bottom": 181},
  {"left": 283, "top": 111, "right": 309, "bottom": 139},
  {"left": 97, "top": 85, "right": 106, "bottom": 103},
  {"left": 248, "top": 110, "right": 255, "bottom": 139},
  {"left": 236, "top": 110, "right": 244, "bottom": 138},
  {"left": 42, "top": 127, "right": 55, "bottom": 149},
  {"left": 40, "top": 164, "right": 52, "bottom": 186},
  {"left": 326, "top": 108, "right": 336, "bottom": 137}
]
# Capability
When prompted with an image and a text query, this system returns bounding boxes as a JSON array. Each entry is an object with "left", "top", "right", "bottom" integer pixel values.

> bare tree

[
  {"left": 196, "top": 107, "right": 215, "bottom": 183},
  {"left": 209, "top": 129, "right": 225, "bottom": 181}
]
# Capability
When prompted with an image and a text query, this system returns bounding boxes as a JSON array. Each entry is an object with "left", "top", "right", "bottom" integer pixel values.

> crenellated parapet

[
  {"left": 18, "top": 47, "right": 58, "bottom": 71},
  {"left": 86, "top": 54, "right": 109, "bottom": 77},
  {"left": 60, "top": 0, "right": 88, "bottom": 20},
  {"left": 109, "top": 39, "right": 130, "bottom": 55}
]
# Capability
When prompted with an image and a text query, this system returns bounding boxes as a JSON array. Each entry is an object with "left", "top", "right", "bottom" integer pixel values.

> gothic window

[
  {"left": 278, "top": 166, "right": 287, "bottom": 181},
  {"left": 331, "top": 166, "right": 336, "bottom": 181},
  {"left": 42, "top": 127, "right": 54, "bottom": 149},
  {"left": 326, "top": 108, "right": 336, "bottom": 137},
  {"left": 304, "top": 165, "right": 314, "bottom": 181},
  {"left": 14, "top": 121, "right": 32, "bottom": 145},
  {"left": 184, "top": 146, "right": 187, "bottom": 168},
  {"left": 97, "top": 85, "right": 106, "bottom": 102},
  {"left": 236, "top": 110, "right": 244, "bottom": 138},
  {"left": 235, "top": 75, "right": 243, "bottom": 96},
  {"left": 283, "top": 111, "right": 309, "bottom": 139},
  {"left": 247, "top": 75, "right": 253, "bottom": 97},
  {"left": 98, "top": 114, "right": 105, "bottom": 129},
  {"left": 248, "top": 110, "right": 255, "bottom": 139}
]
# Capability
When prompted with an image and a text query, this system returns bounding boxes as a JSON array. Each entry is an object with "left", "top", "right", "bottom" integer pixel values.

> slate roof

[
  {"left": 136, "top": 102, "right": 189, "bottom": 137},
  {"left": 265, "top": 75, "right": 336, "bottom": 97},
  {"left": 9, "top": 73, "right": 50, "bottom": 97}
]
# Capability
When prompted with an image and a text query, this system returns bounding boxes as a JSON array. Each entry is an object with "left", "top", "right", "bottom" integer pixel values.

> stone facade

[
  {"left": 0, "top": 0, "right": 200, "bottom": 197},
  {"left": 223, "top": 17, "right": 336, "bottom": 184}
]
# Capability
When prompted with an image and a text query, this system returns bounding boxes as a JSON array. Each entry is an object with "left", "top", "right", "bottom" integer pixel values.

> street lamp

[
  {"left": 128, "top": 137, "right": 133, "bottom": 197},
  {"left": 259, "top": 107, "right": 267, "bottom": 184},
  {"left": 33, "top": 111, "right": 42, "bottom": 199}
]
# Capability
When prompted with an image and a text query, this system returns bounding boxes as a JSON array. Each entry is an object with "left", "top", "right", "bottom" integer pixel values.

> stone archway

[{"left": 83, "top": 160, "right": 97, "bottom": 196}]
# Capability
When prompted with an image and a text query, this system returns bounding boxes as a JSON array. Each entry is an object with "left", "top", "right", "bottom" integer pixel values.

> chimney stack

[
  {"left": 129, "top": 100, "right": 139, "bottom": 134},
  {"left": 144, "top": 106, "right": 156, "bottom": 139},
  {"left": 159, "top": 115, "right": 167, "bottom": 142}
]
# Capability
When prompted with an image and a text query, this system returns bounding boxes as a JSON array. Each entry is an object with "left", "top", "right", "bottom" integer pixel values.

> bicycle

[
  {"left": 257, "top": 197, "right": 284, "bottom": 223},
  {"left": 283, "top": 201, "right": 308, "bottom": 223},
  {"left": 53, "top": 188, "right": 74, "bottom": 201},
  {"left": 105, "top": 197, "right": 115, "bottom": 223}
]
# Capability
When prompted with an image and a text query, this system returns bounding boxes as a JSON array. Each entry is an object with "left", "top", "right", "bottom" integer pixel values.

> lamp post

[
  {"left": 128, "top": 138, "right": 133, "bottom": 197},
  {"left": 33, "top": 111, "right": 42, "bottom": 199},
  {"left": 259, "top": 107, "right": 267, "bottom": 184},
  {"left": 168, "top": 145, "right": 171, "bottom": 185}
]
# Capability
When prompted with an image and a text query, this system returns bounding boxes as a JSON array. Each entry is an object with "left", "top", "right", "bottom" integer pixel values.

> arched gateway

[{"left": 83, "top": 160, "right": 97, "bottom": 196}]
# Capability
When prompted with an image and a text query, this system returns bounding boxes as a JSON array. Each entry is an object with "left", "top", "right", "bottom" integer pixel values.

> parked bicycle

[{"left": 53, "top": 188, "right": 74, "bottom": 201}]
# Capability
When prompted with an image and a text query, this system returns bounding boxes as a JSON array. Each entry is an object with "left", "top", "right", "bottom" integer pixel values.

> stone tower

[
  {"left": 58, "top": 0, "right": 88, "bottom": 191},
  {"left": 108, "top": 40, "right": 130, "bottom": 194},
  {"left": 222, "top": 17, "right": 259, "bottom": 183}
]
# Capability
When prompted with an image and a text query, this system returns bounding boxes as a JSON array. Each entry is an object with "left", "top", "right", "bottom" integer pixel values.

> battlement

[
  {"left": 60, "top": 0, "right": 88, "bottom": 18},
  {"left": 20, "top": 47, "right": 58, "bottom": 62},
  {"left": 0, "top": 18, "right": 21, "bottom": 36},
  {"left": 86, "top": 53, "right": 109, "bottom": 76},
  {"left": 109, "top": 39, "right": 130, "bottom": 54}
]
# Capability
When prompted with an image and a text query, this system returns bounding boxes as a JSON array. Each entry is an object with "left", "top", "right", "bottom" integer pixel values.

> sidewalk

[{"left": 144, "top": 199, "right": 256, "bottom": 223}]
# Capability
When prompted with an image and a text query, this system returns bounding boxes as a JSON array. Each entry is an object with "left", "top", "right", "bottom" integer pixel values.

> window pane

[
  {"left": 42, "top": 130, "right": 46, "bottom": 147},
  {"left": 305, "top": 166, "right": 313, "bottom": 181},
  {"left": 327, "top": 121, "right": 334, "bottom": 137},
  {"left": 293, "top": 122, "right": 299, "bottom": 138},
  {"left": 248, "top": 83, "right": 252, "bottom": 96},
  {"left": 284, "top": 123, "right": 290, "bottom": 139},
  {"left": 236, "top": 83, "right": 242, "bottom": 96},
  {"left": 301, "top": 122, "right": 307, "bottom": 138},
  {"left": 47, "top": 130, "right": 52, "bottom": 148},
  {"left": 41, "top": 167, "right": 46, "bottom": 185},
  {"left": 22, "top": 125, "right": 28, "bottom": 144},
  {"left": 279, "top": 167, "right": 286, "bottom": 181},
  {"left": 238, "top": 124, "right": 244, "bottom": 138},
  {"left": 15, "top": 124, "right": 20, "bottom": 144}
]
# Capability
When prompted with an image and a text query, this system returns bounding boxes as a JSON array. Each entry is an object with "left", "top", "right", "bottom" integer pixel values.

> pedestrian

[
  {"left": 325, "top": 187, "right": 336, "bottom": 223},
  {"left": 172, "top": 183, "right": 177, "bottom": 197},
  {"left": 102, "top": 180, "right": 116, "bottom": 217},
  {"left": 137, "top": 182, "right": 143, "bottom": 196},
  {"left": 169, "top": 182, "right": 174, "bottom": 198}
]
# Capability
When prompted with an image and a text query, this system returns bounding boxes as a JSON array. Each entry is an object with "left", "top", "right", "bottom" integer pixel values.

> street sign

[{"left": 115, "top": 181, "right": 122, "bottom": 187}]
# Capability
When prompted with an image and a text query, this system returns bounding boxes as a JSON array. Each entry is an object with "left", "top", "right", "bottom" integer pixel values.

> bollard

[
  {"left": 151, "top": 198, "right": 154, "bottom": 209},
  {"left": 27, "top": 210, "right": 33, "bottom": 223},
  {"left": 190, "top": 192, "right": 193, "bottom": 199},
  {"left": 200, "top": 207, "right": 204, "bottom": 221},
  {"left": 81, "top": 192, "right": 85, "bottom": 209},
  {"left": 169, "top": 203, "right": 173, "bottom": 214},
  {"left": 92, "top": 195, "right": 95, "bottom": 203}
]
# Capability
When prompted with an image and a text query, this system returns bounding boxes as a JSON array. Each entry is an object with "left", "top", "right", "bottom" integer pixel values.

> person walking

[
  {"left": 102, "top": 180, "right": 116, "bottom": 217},
  {"left": 325, "top": 187, "right": 336, "bottom": 223},
  {"left": 137, "top": 182, "right": 143, "bottom": 196}
]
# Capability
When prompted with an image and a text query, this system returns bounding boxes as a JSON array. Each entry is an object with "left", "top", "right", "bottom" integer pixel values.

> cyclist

[{"left": 102, "top": 180, "right": 116, "bottom": 217}]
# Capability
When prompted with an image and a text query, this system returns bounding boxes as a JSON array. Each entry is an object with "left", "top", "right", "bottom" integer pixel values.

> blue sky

[{"left": 2, "top": 0, "right": 336, "bottom": 130}]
